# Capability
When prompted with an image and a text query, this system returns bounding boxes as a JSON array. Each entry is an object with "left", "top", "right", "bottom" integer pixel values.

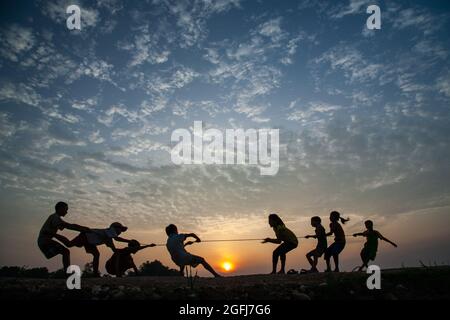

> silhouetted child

[
  {"left": 305, "top": 216, "right": 327, "bottom": 273},
  {"left": 105, "top": 240, "right": 156, "bottom": 277},
  {"left": 325, "top": 211, "right": 349, "bottom": 272},
  {"left": 37, "top": 202, "right": 90, "bottom": 271},
  {"left": 353, "top": 220, "right": 397, "bottom": 271},
  {"left": 165, "top": 224, "right": 221, "bottom": 277},
  {"left": 262, "top": 213, "right": 298, "bottom": 274},
  {"left": 55, "top": 221, "right": 132, "bottom": 277}
]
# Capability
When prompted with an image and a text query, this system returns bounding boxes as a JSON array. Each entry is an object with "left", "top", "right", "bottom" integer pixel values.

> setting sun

[{"left": 222, "top": 261, "right": 234, "bottom": 272}]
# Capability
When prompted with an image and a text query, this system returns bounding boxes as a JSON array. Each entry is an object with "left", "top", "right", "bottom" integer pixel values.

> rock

[
  {"left": 396, "top": 284, "right": 407, "bottom": 291},
  {"left": 111, "top": 289, "right": 124, "bottom": 299},
  {"left": 319, "top": 282, "right": 328, "bottom": 287},
  {"left": 91, "top": 285, "right": 102, "bottom": 295},
  {"left": 384, "top": 293, "right": 398, "bottom": 300},
  {"left": 291, "top": 290, "right": 311, "bottom": 300},
  {"left": 151, "top": 293, "right": 162, "bottom": 299},
  {"left": 299, "top": 285, "right": 308, "bottom": 292}
]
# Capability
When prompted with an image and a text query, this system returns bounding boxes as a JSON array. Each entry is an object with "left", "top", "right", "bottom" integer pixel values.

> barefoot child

[
  {"left": 325, "top": 211, "right": 349, "bottom": 272},
  {"left": 353, "top": 220, "right": 397, "bottom": 271},
  {"left": 37, "top": 202, "right": 90, "bottom": 271},
  {"left": 305, "top": 216, "right": 327, "bottom": 273},
  {"left": 262, "top": 213, "right": 298, "bottom": 274},
  {"left": 55, "top": 222, "right": 132, "bottom": 277},
  {"left": 165, "top": 224, "right": 221, "bottom": 277},
  {"left": 105, "top": 240, "right": 156, "bottom": 277}
]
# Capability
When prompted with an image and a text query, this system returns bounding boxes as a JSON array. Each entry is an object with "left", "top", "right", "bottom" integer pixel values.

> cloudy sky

[{"left": 0, "top": 0, "right": 449, "bottom": 275}]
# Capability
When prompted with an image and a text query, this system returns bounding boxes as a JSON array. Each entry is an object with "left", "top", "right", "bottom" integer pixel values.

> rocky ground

[{"left": 1, "top": 267, "right": 449, "bottom": 300}]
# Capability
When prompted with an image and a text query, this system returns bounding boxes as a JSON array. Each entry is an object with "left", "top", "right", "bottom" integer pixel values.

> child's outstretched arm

[
  {"left": 305, "top": 234, "right": 317, "bottom": 239},
  {"left": 184, "top": 241, "right": 195, "bottom": 247},
  {"left": 261, "top": 238, "right": 282, "bottom": 244},
  {"left": 106, "top": 239, "right": 117, "bottom": 252},
  {"left": 61, "top": 221, "right": 91, "bottom": 233},
  {"left": 325, "top": 224, "right": 334, "bottom": 237},
  {"left": 186, "top": 233, "right": 201, "bottom": 242},
  {"left": 379, "top": 233, "right": 397, "bottom": 247},
  {"left": 353, "top": 232, "right": 364, "bottom": 237},
  {"left": 114, "top": 236, "right": 132, "bottom": 243}
]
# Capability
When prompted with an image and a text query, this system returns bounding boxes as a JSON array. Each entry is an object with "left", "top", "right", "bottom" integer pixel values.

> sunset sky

[{"left": 0, "top": 0, "right": 450, "bottom": 276}]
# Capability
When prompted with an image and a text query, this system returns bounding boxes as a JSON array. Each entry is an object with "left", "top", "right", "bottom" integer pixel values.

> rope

[{"left": 148, "top": 234, "right": 361, "bottom": 247}]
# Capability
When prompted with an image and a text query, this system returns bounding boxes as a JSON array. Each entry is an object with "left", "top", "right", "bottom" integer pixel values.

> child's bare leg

[
  {"left": 312, "top": 256, "right": 319, "bottom": 270},
  {"left": 271, "top": 251, "right": 279, "bottom": 274},
  {"left": 325, "top": 255, "right": 331, "bottom": 271},
  {"left": 54, "top": 234, "right": 71, "bottom": 247},
  {"left": 200, "top": 259, "right": 221, "bottom": 277},
  {"left": 361, "top": 258, "right": 370, "bottom": 270},
  {"left": 278, "top": 253, "right": 286, "bottom": 274},
  {"left": 306, "top": 252, "right": 314, "bottom": 268},
  {"left": 333, "top": 254, "right": 340, "bottom": 272},
  {"left": 87, "top": 247, "right": 100, "bottom": 276},
  {"left": 61, "top": 247, "right": 70, "bottom": 271}
]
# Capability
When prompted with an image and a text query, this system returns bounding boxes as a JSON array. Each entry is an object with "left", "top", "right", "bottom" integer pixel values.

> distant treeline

[{"left": 0, "top": 260, "right": 180, "bottom": 278}]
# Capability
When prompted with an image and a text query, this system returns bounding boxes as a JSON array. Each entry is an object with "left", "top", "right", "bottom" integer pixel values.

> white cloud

[
  {"left": 0, "top": 82, "right": 41, "bottom": 107},
  {"left": 330, "top": 0, "right": 371, "bottom": 19},
  {"left": 89, "top": 130, "right": 105, "bottom": 144},
  {"left": 97, "top": 104, "right": 138, "bottom": 126},
  {"left": 258, "top": 18, "right": 285, "bottom": 42},
  {"left": 118, "top": 27, "right": 171, "bottom": 66},
  {"left": 0, "top": 25, "right": 35, "bottom": 62},
  {"left": 391, "top": 7, "right": 443, "bottom": 35},
  {"left": 436, "top": 74, "right": 450, "bottom": 98},
  {"left": 314, "top": 46, "right": 383, "bottom": 83},
  {"left": 288, "top": 101, "right": 342, "bottom": 122},
  {"left": 72, "top": 97, "right": 98, "bottom": 111}
]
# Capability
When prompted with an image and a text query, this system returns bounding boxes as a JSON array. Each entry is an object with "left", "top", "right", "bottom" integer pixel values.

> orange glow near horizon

[{"left": 221, "top": 261, "right": 234, "bottom": 272}]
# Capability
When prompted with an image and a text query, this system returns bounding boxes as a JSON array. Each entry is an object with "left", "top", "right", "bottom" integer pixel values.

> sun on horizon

[{"left": 221, "top": 261, "right": 234, "bottom": 272}]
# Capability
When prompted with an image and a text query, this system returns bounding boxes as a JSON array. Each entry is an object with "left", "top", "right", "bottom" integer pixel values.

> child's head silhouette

[
  {"left": 311, "top": 216, "right": 321, "bottom": 227},
  {"left": 365, "top": 220, "right": 374, "bottom": 230},
  {"left": 330, "top": 211, "right": 349, "bottom": 224},
  {"left": 110, "top": 222, "right": 128, "bottom": 234},
  {"left": 166, "top": 224, "right": 178, "bottom": 236},
  {"left": 128, "top": 239, "right": 141, "bottom": 253},
  {"left": 55, "top": 201, "right": 68, "bottom": 216},
  {"left": 268, "top": 213, "right": 284, "bottom": 228}
]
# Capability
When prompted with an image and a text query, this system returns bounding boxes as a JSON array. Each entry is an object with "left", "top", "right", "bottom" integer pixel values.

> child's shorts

[
  {"left": 309, "top": 245, "right": 326, "bottom": 257},
  {"left": 361, "top": 247, "right": 377, "bottom": 261},
  {"left": 325, "top": 241, "right": 346, "bottom": 258},
  {"left": 38, "top": 239, "right": 67, "bottom": 259},
  {"left": 177, "top": 254, "right": 204, "bottom": 268},
  {"left": 71, "top": 232, "right": 98, "bottom": 253}
]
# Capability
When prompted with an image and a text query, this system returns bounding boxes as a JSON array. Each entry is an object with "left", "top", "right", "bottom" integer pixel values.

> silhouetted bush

[
  {"left": 0, "top": 266, "right": 49, "bottom": 278},
  {"left": 49, "top": 268, "right": 66, "bottom": 279},
  {"left": 136, "top": 260, "right": 180, "bottom": 276}
]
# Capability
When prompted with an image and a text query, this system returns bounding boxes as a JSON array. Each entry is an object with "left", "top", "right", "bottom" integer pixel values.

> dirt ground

[{"left": 1, "top": 267, "right": 449, "bottom": 300}]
